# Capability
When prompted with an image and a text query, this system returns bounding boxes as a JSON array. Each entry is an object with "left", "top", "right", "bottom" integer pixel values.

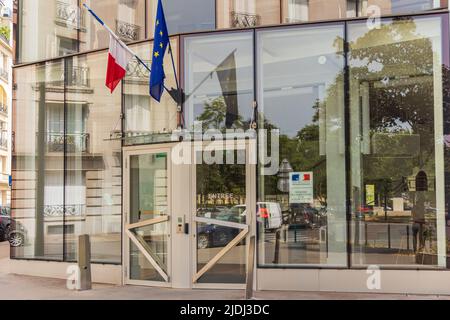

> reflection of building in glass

[
  {"left": 10, "top": 0, "right": 450, "bottom": 295},
  {"left": 0, "top": 1, "right": 11, "bottom": 208}
]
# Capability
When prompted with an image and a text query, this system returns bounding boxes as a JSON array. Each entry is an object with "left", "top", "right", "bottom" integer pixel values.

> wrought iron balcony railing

[
  {"left": 116, "top": 20, "right": 141, "bottom": 42},
  {"left": 55, "top": 1, "right": 85, "bottom": 30},
  {"left": 43, "top": 204, "right": 85, "bottom": 217},
  {"left": 47, "top": 132, "right": 90, "bottom": 154},
  {"left": 0, "top": 136, "right": 7, "bottom": 150},
  {"left": 0, "top": 68, "right": 8, "bottom": 83},
  {"left": 52, "top": 66, "right": 90, "bottom": 88},
  {"left": 66, "top": 66, "right": 90, "bottom": 87},
  {"left": 230, "top": 11, "right": 261, "bottom": 28},
  {"left": 0, "top": 173, "right": 9, "bottom": 183},
  {"left": 126, "top": 59, "right": 150, "bottom": 80},
  {"left": 0, "top": 103, "right": 7, "bottom": 116}
]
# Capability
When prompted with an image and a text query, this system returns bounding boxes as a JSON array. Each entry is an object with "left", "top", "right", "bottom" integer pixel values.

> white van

[
  {"left": 256, "top": 202, "right": 283, "bottom": 231},
  {"left": 229, "top": 202, "right": 283, "bottom": 231}
]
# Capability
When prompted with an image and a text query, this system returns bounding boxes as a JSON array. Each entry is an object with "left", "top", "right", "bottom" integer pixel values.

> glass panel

[
  {"left": 18, "top": 0, "right": 79, "bottom": 63},
  {"left": 358, "top": 0, "right": 444, "bottom": 16},
  {"left": 81, "top": 0, "right": 146, "bottom": 52},
  {"left": 282, "top": 0, "right": 355, "bottom": 23},
  {"left": 257, "top": 24, "right": 347, "bottom": 267},
  {"left": 11, "top": 61, "right": 65, "bottom": 260},
  {"left": 184, "top": 32, "right": 254, "bottom": 132},
  {"left": 196, "top": 154, "right": 247, "bottom": 284},
  {"left": 217, "top": 0, "right": 281, "bottom": 29},
  {"left": 129, "top": 153, "right": 169, "bottom": 282},
  {"left": 148, "top": 0, "right": 215, "bottom": 35},
  {"left": 123, "top": 39, "right": 179, "bottom": 146},
  {"left": 349, "top": 16, "right": 446, "bottom": 268},
  {"left": 64, "top": 52, "right": 122, "bottom": 263}
]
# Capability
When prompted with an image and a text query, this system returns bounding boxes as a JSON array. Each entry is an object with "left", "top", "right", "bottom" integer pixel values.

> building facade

[
  {"left": 0, "top": 3, "right": 12, "bottom": 208},
  {"left": 9, "top": 0, "right": 450, "bottom": 294}
]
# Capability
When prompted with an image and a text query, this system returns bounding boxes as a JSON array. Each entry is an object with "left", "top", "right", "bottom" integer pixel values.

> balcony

[
  {"left": 0, "top": 136, "right": 7, "bottom": 151},
  {"left": 116, "top": 20, "right": 141, "bottom": 42},
  {"left": 0, "top": 68, "right": 8, "bottom": 83},
  {"left": 55, "top": 1, "right": 86, "bottom": 30},
  {"left": 66, "top": 66, "right": 90, "bottom": 88},
  {"left": 125, "top": 59, "right": 150, "bottom": 81},
  {"left": 43, "top": 204, "right": 85, "bottom": 218},
  {"left": 0, "top": 103, "right": 7, "bottom": 116},
  {"left": 0, "top": 173, "right": 9, "bottom": 185},
  {"left": 47, "top": 132, "right": 90, "bottom": 154},
  {"left": 230, "top": 11, "right": 261, "bottom": 28}
]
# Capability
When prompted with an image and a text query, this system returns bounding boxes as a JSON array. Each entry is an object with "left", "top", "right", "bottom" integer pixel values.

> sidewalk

[
  {"left": 0, "top": 243, "right": 449, "bottom": 300},
  {"left": 0, "top": 273, "right": 449, "bottom": 300}
]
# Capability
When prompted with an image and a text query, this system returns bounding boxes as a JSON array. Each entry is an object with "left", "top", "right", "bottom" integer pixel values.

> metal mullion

[
  {"left": 63, "top": 57, "right": 68, "bottom": 262},
  {"left": 343, "top": 21, "right": 352, "bottom": 269}
]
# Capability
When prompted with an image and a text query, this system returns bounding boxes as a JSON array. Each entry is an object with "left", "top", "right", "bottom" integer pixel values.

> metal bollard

[
  {"left": 245, "top": 236, "right": 256, "bottom": 300},
  {"left": 78, "top": 234, "right": 92, "bottom": 291}
]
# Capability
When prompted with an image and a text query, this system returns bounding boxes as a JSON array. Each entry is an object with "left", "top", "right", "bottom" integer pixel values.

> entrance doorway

[{"left": 123, "top": 141, "right": 255, "bottom": 289}]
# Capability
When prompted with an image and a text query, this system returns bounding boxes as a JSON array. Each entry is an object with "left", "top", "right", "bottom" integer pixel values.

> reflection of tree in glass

[
  {"left": 259, "top": 101, "right": 327, "bottom": 206},
  {"left": 197, "top": 96, "right": 247, "bottom": 131},
  {"left": 349, "top": 18, "right": 437, "bottom": 195}
]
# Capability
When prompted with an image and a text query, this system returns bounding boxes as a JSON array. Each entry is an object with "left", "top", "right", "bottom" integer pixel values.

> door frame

[
  {"left": 191, "top": 139, "right": 257, "bottom": 290},
  {"left": 122, "top": 144, "right": 174, "bottom": 288}
]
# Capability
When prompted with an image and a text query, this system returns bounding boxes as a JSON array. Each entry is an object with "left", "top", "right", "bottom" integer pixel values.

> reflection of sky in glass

[
  {"left": 163, "top": 0, "right": 215, "bottom": 35},
  {"left": 185, "top": 33, "right": 254, "bottom": 128},
  {"left": 258, "top": 25, "right": 344, "bottom": 138}
]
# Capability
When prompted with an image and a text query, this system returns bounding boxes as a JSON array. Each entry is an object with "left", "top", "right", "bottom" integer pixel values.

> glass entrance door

[
  {"left": 124, "top": 149, "right": 171, "bottom": 286},
  {"left": 192, "top": 141, "right": 255, "bottom": 287}
]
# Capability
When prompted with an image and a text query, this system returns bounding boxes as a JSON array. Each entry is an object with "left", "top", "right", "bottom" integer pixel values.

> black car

[{"left": 0, "top": 206, "right": 26, "bottom": 247}]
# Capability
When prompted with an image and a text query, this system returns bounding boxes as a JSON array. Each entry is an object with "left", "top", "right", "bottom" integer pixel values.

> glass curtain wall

[
  {"left": 64, "top": 52, "right": 122, "bottom": 264},
  {"left": 12, "top": 50, "right": 122, "bottom": 264},
  {"left": 123, "top": 38, "right": 179, "bottom": 145},
  {"left": 81, "top": 0, "right": 146, "bottom": 51},
  {"left": 12, "top": 61, "right": 65, "bottom": 260},
  {"left": 357, "top": 1, "right": 445, "bottom": 16},
  {"left": 17, "top": 0, "right": 147, "bottom": 63},
  {"left": 349, "top": 15, "right": 447, "bottom": 268},
  {"left": 282, "top": 0, "right": 357, "bottom": 23},
  {"left": 148, "top": 0, "right": 216, "bottom": 35},
  {"left": 256, "top": 24, "right": 347, "bottom": 267},
  {"left": 183, "top": 32, "right": 254, "bottom": 133},
  {"left": 17, "top": 1, "right": 448, "bottom": 63},
  {"left": 17, "top": 0, "right": 79, "bottom": 63},
  {"left": 216, "top": 0, "right": 281, "bottom": 28}
]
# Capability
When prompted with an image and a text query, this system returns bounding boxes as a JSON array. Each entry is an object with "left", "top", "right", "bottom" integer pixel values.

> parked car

[
  {"left": 288, "top": 204, "right": 323, "bottom": 229},
  {"left": 0, "top": 206, "right": 26, "bottom": 247},
  {"left": 197, "top": 202, "right": 282, "bottom": 249}
]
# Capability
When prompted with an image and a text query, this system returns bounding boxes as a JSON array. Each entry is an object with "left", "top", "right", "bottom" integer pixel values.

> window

[
  {"left": 184, "top": 32, "right": 254, "bottom": 132},
  {"left": 257, "top": 24, "right": 347, "bottom": 267},
  {"left": 358, "top": 0, "right": 444, "bottom": 16},
  {"left": 349, "top": 15, "right": 447, "bottom": 268},
  {"left": 18, "top": 0, "right": 79, "bottom": 63},
  {"left": 64, "top": 52, "right": 122, "bottom": 264},
  {"left": 148, "top": 0, "right": 215, "bottom": 35},
  {"left": 123, "top": 39, "right": 179, "bottom": 146},
  {"left": 217, "top": 0, "right": 281, "bottom": 28},
  {"left": 282, "top": 0, "right": 357, "bottom": 23},
  {"left": 12, "top": 61, "right": 65, "bottom": 260},
  {"left": 81, "top": 0, "right": 146, "bottom": 52}
]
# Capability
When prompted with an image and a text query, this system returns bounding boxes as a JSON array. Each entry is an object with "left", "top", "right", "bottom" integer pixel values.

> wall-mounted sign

[
  {"left": 366, "top": 184, "right": 375, "bottom": 206},
  {"left": 289, "top": 172, "right": 313, "bottom": 204}
]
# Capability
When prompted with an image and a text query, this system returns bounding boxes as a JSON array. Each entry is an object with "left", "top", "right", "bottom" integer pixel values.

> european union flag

[{"left": 150, "top": 0, "right": 169, "bottom": 102}]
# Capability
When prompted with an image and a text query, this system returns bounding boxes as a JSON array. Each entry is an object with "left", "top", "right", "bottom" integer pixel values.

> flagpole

[{"left": 83, "top": 3, "right": 173, "bottom": 94}]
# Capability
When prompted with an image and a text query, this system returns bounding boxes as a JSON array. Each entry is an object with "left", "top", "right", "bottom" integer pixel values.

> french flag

[{"left": 105, "top": 35, "right": 133, "bottom": 93}]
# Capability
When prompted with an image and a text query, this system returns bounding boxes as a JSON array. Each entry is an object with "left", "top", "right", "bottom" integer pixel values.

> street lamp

[{"left": 277, "top": 159, "right": 293, "bottom": 193}]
